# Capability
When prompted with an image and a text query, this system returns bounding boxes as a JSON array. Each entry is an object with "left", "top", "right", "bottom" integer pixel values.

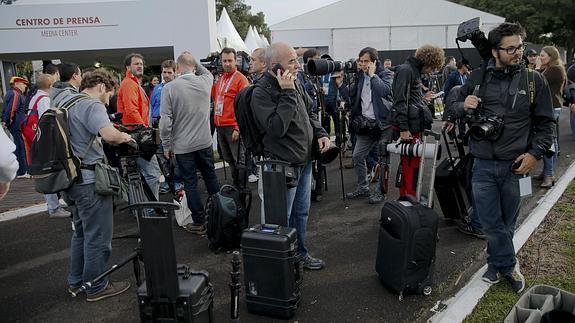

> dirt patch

[{"left": 518, "top": 198, "right": 575, "bottom": 281}]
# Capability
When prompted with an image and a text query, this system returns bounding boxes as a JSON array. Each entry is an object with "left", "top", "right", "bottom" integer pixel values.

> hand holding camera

[{"left": 464, "top": 95, "right": 481, "bottom": 111}]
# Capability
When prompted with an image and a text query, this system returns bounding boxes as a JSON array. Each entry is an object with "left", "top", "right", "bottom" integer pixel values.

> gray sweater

[{"left": 159, "top": 64, "right": 214, "bottom": 154}]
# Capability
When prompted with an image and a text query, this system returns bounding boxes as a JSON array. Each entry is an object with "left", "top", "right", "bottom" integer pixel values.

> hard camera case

[{"left": 241, "top": 224, "right": 302, "bottom": 318}]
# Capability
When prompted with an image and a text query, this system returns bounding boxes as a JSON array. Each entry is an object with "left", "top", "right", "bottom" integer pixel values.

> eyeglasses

[{"left": 498, "top": 44, "right": 526, "bottom": 55}]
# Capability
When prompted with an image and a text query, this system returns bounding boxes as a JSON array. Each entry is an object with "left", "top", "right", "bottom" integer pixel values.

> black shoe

[
  {"left": 481, "top": 265, "right": 500, "bottom": 284},
  {"left": 346, "top": 189, "right": 370, "bottom": 199},
  {"left": 457, "top": 223, "right": 486, "bottom": 239},
  {"left": 368, "top": 192, "right": 384, "bottom": 204},
  {"left": 504, "top": 263, "right": 525, "bottom": 294}
]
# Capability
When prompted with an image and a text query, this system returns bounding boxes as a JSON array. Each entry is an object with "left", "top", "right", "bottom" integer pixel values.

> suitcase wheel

[{"left": 422, "top": 285, "right": 432, "bottom": 296}]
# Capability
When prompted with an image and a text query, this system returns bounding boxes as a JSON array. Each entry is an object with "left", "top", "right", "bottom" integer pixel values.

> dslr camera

[
  {"left": 456, "top": 17, "right": 493, "bottom": 61},
  {"left": 465, "top": 109, "right": 504, "bottom": 141}
]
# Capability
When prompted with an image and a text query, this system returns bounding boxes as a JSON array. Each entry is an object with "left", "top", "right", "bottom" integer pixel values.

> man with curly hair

[{"left": 392, "top": 44, "right": 444, "bottom": 196}]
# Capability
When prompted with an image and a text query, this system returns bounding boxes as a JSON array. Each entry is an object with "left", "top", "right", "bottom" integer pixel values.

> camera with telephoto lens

[
  {"left": 307, "top": 58, "right": 356, "bottom": 76},
  {"left": 465, "top": 110, "right": 504, "bottom": 141}
]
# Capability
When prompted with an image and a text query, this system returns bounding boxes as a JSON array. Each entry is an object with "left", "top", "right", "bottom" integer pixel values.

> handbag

[{"left": 94, "top": 162, "right": 122, "bottom": 195}]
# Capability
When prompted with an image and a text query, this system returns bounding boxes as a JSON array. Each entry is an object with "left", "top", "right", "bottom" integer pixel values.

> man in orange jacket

[
  {"left": 118, "top": 53, "right": 161, "bottom": 199},
  {"left": 211, "top": 47, "right": 249, "bottom": 186}
]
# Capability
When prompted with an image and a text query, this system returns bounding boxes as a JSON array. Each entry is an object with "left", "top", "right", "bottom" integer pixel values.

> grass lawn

[{"left": 464, "top": 182, "right": 575, "bottom": 322}]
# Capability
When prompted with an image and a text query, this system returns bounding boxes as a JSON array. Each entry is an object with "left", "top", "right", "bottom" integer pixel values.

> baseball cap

[
  {"left": 526, "top": 49, "right": 537, "bottom": 56},
  {"left": 9, "top": 76, "right": 29, "bottom": 85}
]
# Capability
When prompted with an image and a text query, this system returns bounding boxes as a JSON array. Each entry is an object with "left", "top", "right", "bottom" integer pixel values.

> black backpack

[
  {"left": 234, "top": 84, "right": 265, "bottom": 157},
  {"left": 206, "top": 184, "right": 252, "bottom": 252},
  {"left": 29, "top": 95, "right": 88, "bottom": 194}
]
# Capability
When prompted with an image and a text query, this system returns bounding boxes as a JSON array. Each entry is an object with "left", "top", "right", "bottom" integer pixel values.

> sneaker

[
  {"left": 184, "top": 223, "right": 207, "bottom": 235},
  {"left": 68, "top": 285, "right": 84, "bottom": 297},
  {"left": 368, "top": 191, "right": 384, "bottom": 204},
  {"left": 346, "top": 189, "right": 370, "bottom": 199},
  {"left": 371, "top": 164, "right": 381, "bottom": 183},
  {"left": 16, "top": 173, "right": 31, "bottom": 179},
  {"left": 49, "top": 207, "right": 71, "bottom": 218},
  {"left": 504, "top": 263, "right": 525, "bottom": 294},
  {"left": 302, "top": 255, "right": 325, "bottom": 270},
  {"left": 86, "top": 280, "right": 131, "bottom": 302},
  {"left": 248, "top": 174, "right": 259, "bottom": 183},
  {"left": 457, "top": 223, "right": 486, "bottom": 239},
  {"left": 482, "top": 265, "right": 500, "bottom": 284}
]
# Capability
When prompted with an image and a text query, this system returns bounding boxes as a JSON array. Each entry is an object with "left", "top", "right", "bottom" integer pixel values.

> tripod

[{"left": 70, "top": 146, "right": 177, "bottom": 296}]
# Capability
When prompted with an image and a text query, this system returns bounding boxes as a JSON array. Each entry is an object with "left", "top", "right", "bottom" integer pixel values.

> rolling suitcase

[
  {"left": 375, "top": 130, "right": 441, "bottom": 300},
  {"left": 241, "top": 224, "right": 303, "bottom": 318},
  {"left": 434, "top": 130, "right": 473, "bottom": 220}
]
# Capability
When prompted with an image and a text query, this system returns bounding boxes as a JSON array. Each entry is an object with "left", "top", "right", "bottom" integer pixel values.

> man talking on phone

[
  {"left": 336, "top": 47, "right": 393, "bottom": 203},
  {"left": 250, "top": 42, "right": 331, "bottom": 270}
]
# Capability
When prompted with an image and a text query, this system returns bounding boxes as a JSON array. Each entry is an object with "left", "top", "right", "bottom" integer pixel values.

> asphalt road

[{"left": 1, "top": 109, "right": 574, "bottom": 323}]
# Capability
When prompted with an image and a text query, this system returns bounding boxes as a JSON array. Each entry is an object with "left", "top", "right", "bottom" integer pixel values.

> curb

[
  {"left": 430, "top": 160, "right": 575, "bottom": 323},
  {"left": 0, "top": 203, "right": 48, "bottom": 222}
]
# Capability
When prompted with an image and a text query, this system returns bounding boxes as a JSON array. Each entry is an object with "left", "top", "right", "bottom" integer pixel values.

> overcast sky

[{"left": 243, "top": 0, "right": 341, "bottom": 26}]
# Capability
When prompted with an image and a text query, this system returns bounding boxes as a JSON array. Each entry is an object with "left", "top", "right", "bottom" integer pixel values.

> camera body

[
  {"left": 465, "top": 109, "right": 504, "bottom": 141},
  {"left": 200, "top": 52, "right": 223, "bottom": 74}
]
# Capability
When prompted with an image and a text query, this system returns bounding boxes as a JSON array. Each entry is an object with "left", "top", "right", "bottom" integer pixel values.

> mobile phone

[
  {"left": 272, "top": 63, "right": 284, "bottom": 75},
  {"left": 432, "top": 91, "right": 445, "bottom": 99},
  {"left": 512, "top": 160, "right": 522, "bottom": 170}
]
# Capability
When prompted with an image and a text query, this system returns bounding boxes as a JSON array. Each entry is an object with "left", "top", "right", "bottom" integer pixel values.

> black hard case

[
  {"left": 137, "top": 267, "right": 214, "bottom": 323},
  {"left": 434, "top": 131, "right": 473, "bottom": 220},
  {"left": 375, "top": 130, "right": 441, "bottom": 299},
  {"left": 133, "top": 202, "right": 214, "bottom": 323},
  {"left": 241, "top": 224, "right": 302, "bottom": 318}
]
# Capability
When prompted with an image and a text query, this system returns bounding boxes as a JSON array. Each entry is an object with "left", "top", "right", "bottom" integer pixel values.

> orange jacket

[
  {"left": 117, "top": 70, "right": 150, "bottom": 126},
  {"left": 211, "top": 69, "right": 249, "bottom": 130}
]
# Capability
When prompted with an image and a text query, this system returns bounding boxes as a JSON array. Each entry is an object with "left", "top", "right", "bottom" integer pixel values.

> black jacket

[
  {"left": 453, "top": 60, "right": 555, "bottom": 160},
  {"left": 392, "top": 56, "right": 432, "bottom": 133},
  {"left": 250, "top": 72, "right": 328, "bottom": 165},
  {"left": 338, "top": 63, "right": 393, "bottom": 128}
]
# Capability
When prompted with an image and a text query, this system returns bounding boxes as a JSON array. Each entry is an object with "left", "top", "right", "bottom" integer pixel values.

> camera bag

[{"left": 376, "top": 130, "right": 441, "bottom": 300}]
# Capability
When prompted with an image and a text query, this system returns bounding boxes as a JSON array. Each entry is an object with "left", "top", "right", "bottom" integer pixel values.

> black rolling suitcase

[
  {"left": 242, "top": 224, "right": 303, "bottom": 318},
  {"left": 135, "top": 202, "right": 214, "bottom": 322},
  {"left": 375, "top": 130, "right": 441, "bottom": 300},
  {"left": 434, "top": 130, "right": 473, "bottom": 220}
]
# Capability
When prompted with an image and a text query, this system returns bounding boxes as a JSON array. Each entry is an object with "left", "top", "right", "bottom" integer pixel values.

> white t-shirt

[{"left": 29, "top": 89, "right": 51, "bottom": 117}]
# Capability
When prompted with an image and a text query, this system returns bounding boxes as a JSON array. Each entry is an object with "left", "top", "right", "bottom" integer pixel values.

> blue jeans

[
  {"left": 286, "top": 161, "right": 313, "bottom": 258},
  {"left": 66, "top": 182, "right": 113, "bottom": 294},
  {"left": 136, "top": 155, "right": 161, "bottom": 200},
  {"left": 472, "top": 159, "right": 522, "bottom": 275},
  {"left": 542, "top": 108, "right": 561, "bottom": 176},
  {"left": 352, "top": 134, "right": 382, "bottom": 192},
  {"left": 175, "top": 147, "right": 220, "bottom": 224},
  {"left": 9, "top": 126, "right": 27, "bottom": 175}
]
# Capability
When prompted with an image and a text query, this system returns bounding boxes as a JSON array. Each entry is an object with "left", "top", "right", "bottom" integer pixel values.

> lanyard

[{"left": 217, "top": 71, "right": 237, "bottom": 104}]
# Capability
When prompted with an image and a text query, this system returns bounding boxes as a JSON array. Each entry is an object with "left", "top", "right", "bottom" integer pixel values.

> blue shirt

[{"left": 149, "top": 82, "right": 165, "bottom": 121}]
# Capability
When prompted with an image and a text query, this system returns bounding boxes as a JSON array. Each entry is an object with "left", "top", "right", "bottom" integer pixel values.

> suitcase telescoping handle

[
  {"left": 416, "top": 130, "right": 441, "bottom": 207},
  {"left": 441, "top": 129, "right": 466, "bottom": 168}
]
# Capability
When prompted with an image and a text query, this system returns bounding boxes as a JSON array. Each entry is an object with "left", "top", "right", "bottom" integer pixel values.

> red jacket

[
  {"left": 117, "top": 70, "right": 150, "bottom": 126},
  {"left": 211, "top": 69, "right": 249, "bottom": 130}
]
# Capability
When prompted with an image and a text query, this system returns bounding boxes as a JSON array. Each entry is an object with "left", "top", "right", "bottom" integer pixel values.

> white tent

[
  {"left": 270, "top": 0, "right": 505, "bottom": 60},
  {"left": 216, "top": 7, "right": 249, "bottom": 52},
  {"left": 256, "top": 28, "right": 270, "bottom": 47},
  {"left": 244, "top": 25, "right": 261, "bottom": 52}
]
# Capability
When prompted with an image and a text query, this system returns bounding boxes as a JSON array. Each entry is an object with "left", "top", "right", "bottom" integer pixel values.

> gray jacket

[
  {"left": 159, "top": 64, "right": 214, "bottom": 154},
  {"left": 50, "top": 82, "right": 78, "bottom": 108}
]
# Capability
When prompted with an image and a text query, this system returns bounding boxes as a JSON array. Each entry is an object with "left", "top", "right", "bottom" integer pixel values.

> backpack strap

[{"left": 30, "top": 94, "right": 48, "bottom": 113}]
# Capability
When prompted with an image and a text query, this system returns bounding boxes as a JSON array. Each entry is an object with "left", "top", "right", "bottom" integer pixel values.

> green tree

[
  {"left": 216, "top": 0, "right": 271, "bottom": 41},
  {"left": 450, "top": 0, "right": 574, "bottom": 64}
]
